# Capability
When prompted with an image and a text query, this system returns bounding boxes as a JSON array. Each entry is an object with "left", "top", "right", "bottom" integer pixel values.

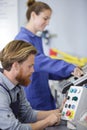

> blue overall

[{"left": 15, "top": 27, "right": 76, "bottom": 110}]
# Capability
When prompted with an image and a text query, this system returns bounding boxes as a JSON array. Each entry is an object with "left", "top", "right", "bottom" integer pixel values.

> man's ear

[{"left": 12, "top": 62, "right": 20, "bottom": 71}]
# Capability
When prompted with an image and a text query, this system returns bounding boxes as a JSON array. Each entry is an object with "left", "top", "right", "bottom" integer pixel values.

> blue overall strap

[
  {"left": 10, "top": 87, "right": 20, "bottom": 118},
  {"left": 0, "top": 83, "right": 12, "bottom": 102},
  {"left": 0, "top": 83, "right": 20, "bottom": 118}
]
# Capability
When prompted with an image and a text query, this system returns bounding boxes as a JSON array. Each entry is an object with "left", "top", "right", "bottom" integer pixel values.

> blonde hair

[{"left": 0, "top": 40, "right": 37, "bottom": 71}]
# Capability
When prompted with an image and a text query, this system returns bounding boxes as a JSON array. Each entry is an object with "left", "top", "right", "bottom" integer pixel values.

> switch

[
  {"left": 62, "top": 111, "right": 65, "bottom": 116},
  {"left": 71, "top": 105, "right": 75, "bottom": 109},
  {"left": 73, "top": 88, "right": 77, "bottom": 93},
  {"left": 68, "top": 104, "right": 71, "bottom": 108},
  {"left": 72, "top": 96, "right": 78, "bottom": 101},
  {"left": 67, "top": 96, "right": 70, "bottom": 100},
  {"left": 66, "top": 110, "right": 71, "bottom": 117},
  {"left": 66, "top": 110, "right": 75, "bottom": 119},
  {"left": 70, "top": 88, "right": 74, "bottom": 93},
  {"left": 65, "top": 104, "right": 68, "bottom": 108}
]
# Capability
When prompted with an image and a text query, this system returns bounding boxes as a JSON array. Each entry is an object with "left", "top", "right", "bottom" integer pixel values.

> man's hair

[{"left": 0, "top": 40, "right": 37, "bottom": 71}]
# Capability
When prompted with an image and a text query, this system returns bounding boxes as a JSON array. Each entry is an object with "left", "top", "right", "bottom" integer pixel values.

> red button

[{"left": 66, "top": 110, "right": 71, "bottom": 116}]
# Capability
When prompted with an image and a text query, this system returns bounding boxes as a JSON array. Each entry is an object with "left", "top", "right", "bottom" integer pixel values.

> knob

[
  {"left": 66, "top": 110, "right": 75, "bottom": 119},
  {"left": 66, "top": 110, "right": 71, "bottom": 116},
  {"left": 72, "top": 96, "right": 78, "bottom": 101}
]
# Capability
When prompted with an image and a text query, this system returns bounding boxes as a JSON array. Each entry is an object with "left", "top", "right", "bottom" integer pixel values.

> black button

[{"left": 7, "top": 114, "right": 10, "bottom": 117}]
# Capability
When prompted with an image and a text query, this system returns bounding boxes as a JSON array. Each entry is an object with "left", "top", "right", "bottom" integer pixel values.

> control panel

[
  {"left": 61, "top": 86, "right": 87, "bottom": 122},
  {"left": 62, "top": 73, "right": 87, "bottom": 94}
]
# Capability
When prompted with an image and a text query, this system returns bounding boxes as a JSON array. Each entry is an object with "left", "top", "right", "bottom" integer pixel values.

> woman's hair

[
  {"left": 26, "top": 0, "right": 52, "bottom": 21},
  {"left": 0, "top": 40, "right": 37, "bottom": 71}
]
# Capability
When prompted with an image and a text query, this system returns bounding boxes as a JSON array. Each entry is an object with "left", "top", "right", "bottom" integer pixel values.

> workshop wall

[
  {"left": 19, "top": 0, "right": 87, "bottom": 58},
  {"left": 0, "top": 0, "right": 87, "bottom": 58}
]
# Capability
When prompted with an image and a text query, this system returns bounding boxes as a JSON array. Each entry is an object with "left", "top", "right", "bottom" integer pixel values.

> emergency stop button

[{"left": 66, "top": 110, "right": 71, "bottom": 116}]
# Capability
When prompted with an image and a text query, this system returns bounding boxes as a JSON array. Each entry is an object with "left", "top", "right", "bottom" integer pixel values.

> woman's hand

[{"left": 71, "top": 67, "right": 84, "bottom": 78}]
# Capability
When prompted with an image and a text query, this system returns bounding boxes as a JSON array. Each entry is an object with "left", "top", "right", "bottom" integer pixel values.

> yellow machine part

[{"left": 50, "top": 48, "right": 87, "bottom": 67}]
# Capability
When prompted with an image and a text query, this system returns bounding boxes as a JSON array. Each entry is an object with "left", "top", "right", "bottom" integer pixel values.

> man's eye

[{"left": 28, "top": 65, "right": 33, "bottom": 68}]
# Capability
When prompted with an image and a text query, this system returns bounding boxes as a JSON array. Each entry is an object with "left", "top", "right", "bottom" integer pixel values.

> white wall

[
  {"left": 39, "top": 0, "right": 87, "bottom": 57},
  {"left": 0, "top": 0, "right": 19, "bottom": 50},
  {"left": 2, "top": 0, "right": 86, "bottom": 58}
]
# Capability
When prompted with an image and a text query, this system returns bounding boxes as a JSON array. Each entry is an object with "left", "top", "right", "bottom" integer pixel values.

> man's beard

[{"left": 16, "top": 69, "right": 31, "bottom": 86}]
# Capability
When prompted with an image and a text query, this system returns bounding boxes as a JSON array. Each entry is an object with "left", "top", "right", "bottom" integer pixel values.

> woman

[{"left": 15, "top": 0, "right": 83, "bottom": 110}]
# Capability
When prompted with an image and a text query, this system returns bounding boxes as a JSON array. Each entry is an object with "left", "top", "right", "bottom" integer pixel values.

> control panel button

[{"left": 72, "top": 96, "right": 78, "bottom": 101}]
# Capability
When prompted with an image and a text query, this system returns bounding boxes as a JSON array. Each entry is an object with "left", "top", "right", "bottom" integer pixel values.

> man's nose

[{"left": 31, "top": 66, "right": 34, "bottom": 73}]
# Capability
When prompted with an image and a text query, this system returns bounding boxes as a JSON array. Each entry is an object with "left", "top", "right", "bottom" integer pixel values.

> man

[{"left": 0, "top": 40, "right": 61, "bottom": 130}]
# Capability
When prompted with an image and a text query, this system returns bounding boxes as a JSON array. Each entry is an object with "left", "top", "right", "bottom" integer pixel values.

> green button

[{"left": 72, "top": 96, "right": 78, "bottom": 101}]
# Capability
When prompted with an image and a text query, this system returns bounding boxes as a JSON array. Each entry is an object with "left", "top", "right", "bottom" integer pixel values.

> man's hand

[{"left": 45, "top": 113, "right": 61, "bottom": 126}]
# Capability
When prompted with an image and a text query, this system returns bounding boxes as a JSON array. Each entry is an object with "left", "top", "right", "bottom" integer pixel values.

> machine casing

[{"left": 61, "top": 86, "right": 87, "bottom": 126}]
